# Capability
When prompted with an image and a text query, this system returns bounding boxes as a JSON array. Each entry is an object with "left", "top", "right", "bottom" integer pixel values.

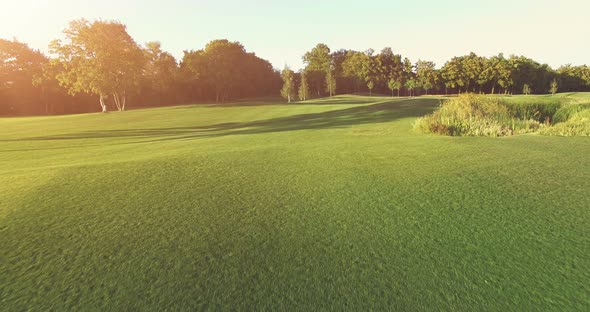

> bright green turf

[{"left": 1, "top": 94, "right": 589, "bottom": 310}]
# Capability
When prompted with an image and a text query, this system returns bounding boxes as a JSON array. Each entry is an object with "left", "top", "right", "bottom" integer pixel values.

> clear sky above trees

[{"left": 1, "top": 0, "right": 589, "bottom": 71}]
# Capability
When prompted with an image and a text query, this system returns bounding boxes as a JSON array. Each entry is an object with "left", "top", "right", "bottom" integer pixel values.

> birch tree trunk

[
  {"left": 99, "top": 94, "right": 108, "bottom": 113},
  {"left": 113, "top": 93, "right": 121, "bottom": 111}
]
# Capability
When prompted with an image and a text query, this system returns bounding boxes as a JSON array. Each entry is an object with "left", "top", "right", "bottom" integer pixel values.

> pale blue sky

[{"left": 1, "top": 0, "right": 588, "bottom": 70}]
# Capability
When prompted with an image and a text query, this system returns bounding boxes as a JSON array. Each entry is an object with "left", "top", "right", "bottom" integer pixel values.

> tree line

[
  {"left": 281, "top": 44, "right": 590, "bottom": 101},
  {"left": 0, "top": 19, "right": 280, "bottom": 115},
  {"left": 2, "top": 19, "right": 590, "bottom": 116}
]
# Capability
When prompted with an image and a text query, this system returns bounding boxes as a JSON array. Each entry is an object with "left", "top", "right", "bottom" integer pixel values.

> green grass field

[{"left": 1, "top": 94, "right": 589, "bottom": 310}]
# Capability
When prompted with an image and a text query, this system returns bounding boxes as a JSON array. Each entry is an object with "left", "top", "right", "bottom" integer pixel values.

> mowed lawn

[{"left": 1, "top": 95, "right": 589, "bottom": 310}]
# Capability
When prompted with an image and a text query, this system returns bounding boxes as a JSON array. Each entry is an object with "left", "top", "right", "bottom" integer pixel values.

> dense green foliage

[
  {"left": 180, "top": 40, "right": 280, "bottom": 103},
  {"left": 415, "top": 93, "right": 590, "bottom": 136},
  {"left": 3, "top": 19, "right": 590, "bottom": 116},
  {"left": 1, "top": 95, "right": 589, "bottom": 310},
  {"left": 0, "top": 39, "right": 46, "bottom": 114},
  {"left": 299, "top": 48, "right": 590, "bottom": 99},
  {"left": 1, "top": 27, "right": 280, "bottom": 115},
  {"left": 0, "top": 38, "right": 95, "bottom": 115},
  {"left": 49, "top": 19, "right": 146, "bottom": 112}
]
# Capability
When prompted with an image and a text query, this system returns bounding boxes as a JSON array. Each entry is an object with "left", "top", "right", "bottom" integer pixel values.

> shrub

[
  {"left": 552, "top": 103, "right": 590, "bottom": 123},
  {"left": 539, "top": 109, "right": 590, "bottom": 136},
  {"left": 415, "top": 94, "right": 590, "bottom": 137},
  {"left": 504, "top": 101, "right": 561, "bottom": 123},
  {"left": 414, "top": 94, "right": 541, "bottom": 137}
]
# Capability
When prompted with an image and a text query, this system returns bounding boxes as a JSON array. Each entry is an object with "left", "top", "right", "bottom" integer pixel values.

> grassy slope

[{"left": 1, "top": 95, "right": 589, "bottom": 310}]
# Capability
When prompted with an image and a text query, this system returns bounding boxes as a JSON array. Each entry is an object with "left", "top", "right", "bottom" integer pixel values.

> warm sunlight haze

[
  {"left": 1, "top": 1, "right": 589, "bottom": 310},
  {"left": 1, "top": 0, "right": 590, "bottom": 70}
]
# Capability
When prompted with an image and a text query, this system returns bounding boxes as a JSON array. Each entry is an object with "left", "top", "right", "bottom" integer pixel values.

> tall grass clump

[
  {"left": 539, "top": 109, "right": 590, "bottom": 136},
  {"left": 552, "top": 103, "right": 590, "bottom": 123},
  {"left": 503, "top": 100, "right": 561, "bottom": 123},
  {"left": 414, "top": 94, "right": 541, "bottom": 137}
]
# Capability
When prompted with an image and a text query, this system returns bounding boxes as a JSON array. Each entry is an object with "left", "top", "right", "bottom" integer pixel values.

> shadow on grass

[
  {"left": 296, "top": 96, "right": 399, "bottom": 105},
  {"left": 176, "top": 95, "right": 404, "bottom": 108},
  {"left": 10, "top": 98, "right": 439, "bottom": 145}
]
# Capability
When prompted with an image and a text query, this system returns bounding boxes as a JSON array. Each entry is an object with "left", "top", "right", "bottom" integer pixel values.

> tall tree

[
  {"left": 472, "top": 54, "right": 490, "bottom": 93},
  {"left": 342, "top": 50, "right": 380, "bottom": 94},
  {"left": 331, "top": 49, "right": 356, "bottom": 94},
  {"left": 201, "top": 40, "right": 247, "bottom": 103},
  {"left": 298, "top": 71, "right": 310, "bottom": 101},
  {"left": 463, "top": 52, "right": 480, "bottom": 92},
  {"left": 342, "top": 51, "right": 369, "bottom": 93},
  {"left": 367, "top": 80, "right": 375, "bottom": 96},
  {"left": 441, "top": 56, "right": 466, "bottom": 94},
  {"left": 415, "top": 60, "right": 437, "bottom": 95},
  {"left": 50, "top": 19, "right": 145, "bottom": 112},
  {"left": 405, "top": 78, "right": 417, "bottom": 97},
  {"left": 142, "top": 41, "right": 179, "bottom": 105},
  {"left": 280, "top": 66, "right": 295, "bottom": 103},
  {"left": 181, "top": 40, "right": 279, "bottom": 103},
  {"left": 557, "top": 65, "right": 590, "bottom": 92},
  {"left": 303, "top": 43, "right": 332, "bottom": 96},
  {"left": 388, "top": 78, "right": 401, "bottom": 97},
  {"left": 523, "top": 83, "right": 532, "bottom": 95},
  {"left": 495, "top": 54, "right": 513, "bottom": 94},
  {"left": 364, "top": 49, "right": 383, "bottom": 93},
  {"left": 550, "top": 79, "right": 559, "bottom": 96},
  {"left": 0, "top": 39, "right": 48, "bottom": 115},
  {"left": 326, "top": 68, "right": 337, "bottom": 96},
  {"left": 481, "top": 57, "right": 498, "bottom": 94},
  {"left": 379, "top": 48, "right": 404, "bottom": 95},
  {"left": 403, "top": 58, "right": 415, "bottom": 95}
]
